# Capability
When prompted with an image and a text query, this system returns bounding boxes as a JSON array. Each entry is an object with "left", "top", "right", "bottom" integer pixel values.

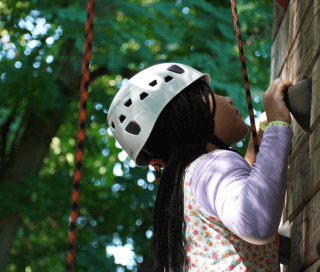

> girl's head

[
  {"left": 144, "top": 78, "right": 247, "bottom": 271},
  {"left": 202, "top": 91, "right": 249, "bottom": 152}
]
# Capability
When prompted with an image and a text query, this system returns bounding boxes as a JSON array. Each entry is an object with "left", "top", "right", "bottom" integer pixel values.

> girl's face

[{"left": 201, "top": 92, "right": 249, "bottom": 152}]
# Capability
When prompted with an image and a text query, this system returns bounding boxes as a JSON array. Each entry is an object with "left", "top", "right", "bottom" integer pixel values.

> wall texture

[{"left": 271, "top": 0, "right": 320, "bottom": 271}]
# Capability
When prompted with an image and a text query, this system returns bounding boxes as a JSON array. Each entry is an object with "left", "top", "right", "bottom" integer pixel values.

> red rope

[
  {"left": 230, "top": 0, "right": 259, "bottom": 156},
  {"left": 66, "top": 0, "right": 95, "bottom": 270},
  {"left": 65, "top": 1, "right": 262, "bottom": 269}
]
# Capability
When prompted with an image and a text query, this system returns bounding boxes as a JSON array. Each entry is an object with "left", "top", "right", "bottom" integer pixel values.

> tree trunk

[
  {"left": 0, "top": 211, "right": 21, "bottom": 271},
  {"left": 0, "top": 109, "right": 63, "bottom": 271},
  {"left": 0, "top": 31, "right": 137, "bottom": 268}
]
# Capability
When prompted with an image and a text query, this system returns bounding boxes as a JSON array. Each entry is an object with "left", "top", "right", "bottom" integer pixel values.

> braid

[{"left": 146, "top": 78, "right": 241, "bottom": 271}]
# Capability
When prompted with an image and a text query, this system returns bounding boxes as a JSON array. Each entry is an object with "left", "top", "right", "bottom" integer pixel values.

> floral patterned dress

[{"left": 182, "top": 149, "right": 280, "bottom": 272}]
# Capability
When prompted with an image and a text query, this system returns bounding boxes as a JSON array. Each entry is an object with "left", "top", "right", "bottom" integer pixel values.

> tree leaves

[{"left": 1, "top": 0, "right": 273, "bottom": 271}]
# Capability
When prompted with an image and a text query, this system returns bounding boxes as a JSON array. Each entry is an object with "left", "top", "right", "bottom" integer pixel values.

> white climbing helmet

[{"left": 107, "top": 63, "right": 211, "bottom": 167}]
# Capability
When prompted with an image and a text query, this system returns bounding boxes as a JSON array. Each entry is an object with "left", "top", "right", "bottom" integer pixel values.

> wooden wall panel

[
  {"left": 284, "top": 6, "right": 320, "bottom": 212},
  {"left": 283, "top": 0, "right": 314, "bottom": 56},
  {"left": 286, "top": 191, "right": 320, "bottom": 271},
  {"left": 271, "top": 0, "right": 320, "bottom": 271},
  {"left": 309, "top": 59, "right": 320, "bottom": 202},
  {"left": 272, "top": 0, "right": 285, "bottom": 42},
  {"left": 286, "top": 141, "right": 311, "bottom": 221},
  {"left": 304, "top": 258, "right": 320, "bottom": 272},
  {"left": 270, "top": 19, "right": 285, "bottom": 83},
  {"left": 271, "top": 0, "right": 317, "bottom": 84},
  {"left": 285, "top": 58, "right": 320, "bottom": 217},
  {"left": 284, "top": 0, "right": 320, "bottom": 82}
]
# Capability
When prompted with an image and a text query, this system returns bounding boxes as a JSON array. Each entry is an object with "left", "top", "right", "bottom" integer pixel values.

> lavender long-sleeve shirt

[{"left": 190, "top": 125, "right": 293, "bottom": 243}]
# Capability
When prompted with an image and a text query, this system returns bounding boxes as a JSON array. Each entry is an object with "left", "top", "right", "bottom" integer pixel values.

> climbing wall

[{"left": 271, "top": 0, "right": 320, "bottom": 271}]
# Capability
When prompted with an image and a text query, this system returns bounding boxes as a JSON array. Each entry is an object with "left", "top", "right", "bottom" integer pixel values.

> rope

[
  {"left": 65, "top": 1, "right": 260, "bottom": 269},
  {"left": 66, "top": 0, "right": 95, "bottom": 270},
  {"left": 230, "top": 0, "right": 259, "bottom": 156}
]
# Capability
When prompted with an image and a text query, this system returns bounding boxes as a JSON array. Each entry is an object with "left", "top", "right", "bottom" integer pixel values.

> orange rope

[
  {"left": 230, "top": 0, "right": 259, "bottom": 156},
  {"left": 66, "top": 1, "right": 261, "bottom": 269},
  {"left": 66, "top": 0, "right": 95, "bottom": 270}
]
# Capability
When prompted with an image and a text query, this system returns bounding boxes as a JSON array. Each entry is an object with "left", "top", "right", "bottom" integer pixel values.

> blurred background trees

[{"left": 0, "top": 0, "right": 273, "bottom": 271}]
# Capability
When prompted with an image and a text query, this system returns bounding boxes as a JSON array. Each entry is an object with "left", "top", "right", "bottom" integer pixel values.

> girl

[{"left": 107, "top": 63, "right": 293, "bottom": 271}]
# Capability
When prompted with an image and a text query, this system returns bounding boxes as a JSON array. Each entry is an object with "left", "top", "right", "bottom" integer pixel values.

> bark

[
  {"left": 0, "top": 109, "right": 63, "bottom": 271},
  {"left": 0, "top": 32, "right": 137, "bottom": 270},
  {"left": 0, "top": 211, "right": 21, "bottom": 272},
  {"left": 0, "top": 35, "right": 80, "bottom": 271},
  {"left": 2, "top": 110, "right": 63, "bottom": 181}
]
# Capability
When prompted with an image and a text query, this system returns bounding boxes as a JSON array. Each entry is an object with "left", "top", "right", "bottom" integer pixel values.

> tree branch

[
  {"left": 8, "top": 109, "right": 30, "bottom": 162},
  {"left": 0, "top": 105, "right": 18, "bottom": 161},
  {"left": 89, "top": 67, "right": 110, "bottom": 83}
]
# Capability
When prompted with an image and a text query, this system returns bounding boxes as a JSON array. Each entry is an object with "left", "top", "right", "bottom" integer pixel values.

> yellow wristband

[{"left": 260, "top": 121, "right": 291, "bottom": 132}]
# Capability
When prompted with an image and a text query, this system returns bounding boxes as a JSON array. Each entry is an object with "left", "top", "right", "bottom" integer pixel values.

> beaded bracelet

[{"left": 260, "top": 121, "right": 292, "bottom": 132}]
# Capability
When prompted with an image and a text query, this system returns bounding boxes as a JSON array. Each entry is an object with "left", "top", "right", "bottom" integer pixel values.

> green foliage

[
  {"left": 0, "top": 0, "right": 274, "bottom": 271},
  {"left": 76, "top": 245, "right": 116, "bottom": 270}
]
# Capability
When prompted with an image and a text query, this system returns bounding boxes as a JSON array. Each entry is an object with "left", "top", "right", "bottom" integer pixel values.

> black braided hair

[{"left": 144, "top": 78, "right": 242, "bottom": 271}]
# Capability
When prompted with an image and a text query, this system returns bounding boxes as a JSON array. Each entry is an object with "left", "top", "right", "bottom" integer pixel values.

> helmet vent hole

[
  {"left": 140, "top": 92, "right": 148, "bottom": 100},
  {"left": 124, "top": 99, "right": 132, "bottom": 107},
  {"left": 125, "top": 121, "right": 141, "bottom": 135},
  {"left": 149, "top": 80, "right": 157, "bottom": 87},
  {"left": 111, "top": 122, "right": 115, "bottom": 129},
  {"left": 119, "top": 115, "right": 126, "bottom": 123},
  {"left": 165, "top": 76, "right": 173, "bottom": 83},
  {"left": 167, "top": 65, "right": 185, "bottom": 74}
]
